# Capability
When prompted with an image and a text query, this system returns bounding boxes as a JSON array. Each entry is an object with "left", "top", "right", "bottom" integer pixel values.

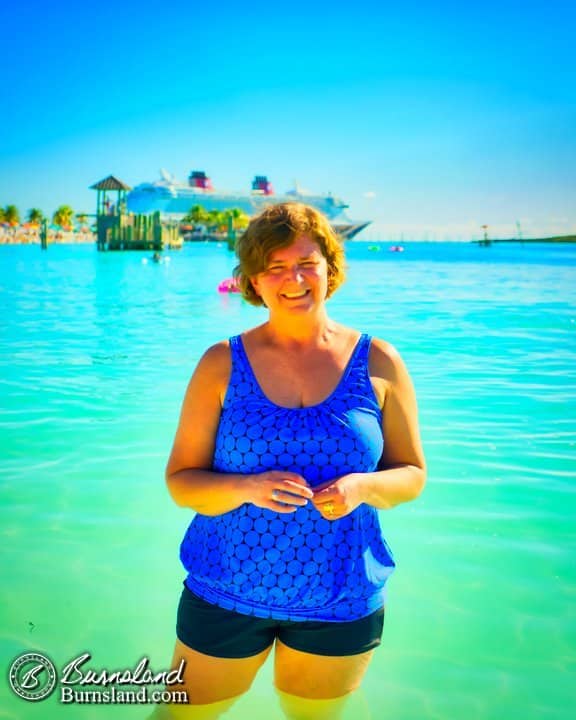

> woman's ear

[{"left": 250, "top": 275, "right": 261, "bottom": 296}]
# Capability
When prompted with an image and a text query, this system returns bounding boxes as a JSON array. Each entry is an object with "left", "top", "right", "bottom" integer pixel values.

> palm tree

[
  {"left": 75, "top": 212, "right": 92, "bottom": 234},
  {"left": 205, "top": 209, "right": 225, "bottom": 233},
  {"left": 27, "top": 208, "right": 45, "bottom": 226},
  {"left": 2, "top": 204, "right": 20, "bottom": 226},
  {"left": 225, "top": 208, "right": 250, "bottom": 231},
  {"left": 52, "top": 205, "right": 75, "bottom": 230},
  {"left": 183, "top": 204, "right": 210, "bottom": 226},
  {"left": 183, "top": 205, "right": 250, "bottom": 236}
]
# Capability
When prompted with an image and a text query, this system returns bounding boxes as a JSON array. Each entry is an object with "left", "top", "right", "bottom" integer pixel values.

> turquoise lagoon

[{"left": 1, "top": 240, "right": 575, "bottom": 719}]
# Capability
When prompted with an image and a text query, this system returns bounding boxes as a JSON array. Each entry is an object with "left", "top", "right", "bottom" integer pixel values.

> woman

[{"left": 164, "top": 202, "right": 426, "bottom": 716}]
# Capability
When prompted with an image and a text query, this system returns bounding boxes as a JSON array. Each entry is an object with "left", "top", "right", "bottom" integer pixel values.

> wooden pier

[{"left": 91, "top": 175, "right": 182, "bottom": 251}]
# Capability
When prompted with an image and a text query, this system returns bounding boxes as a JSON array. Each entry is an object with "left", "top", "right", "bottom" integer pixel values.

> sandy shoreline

[{"left": 0, "top": 228, "right": 95, "bottom": 245}]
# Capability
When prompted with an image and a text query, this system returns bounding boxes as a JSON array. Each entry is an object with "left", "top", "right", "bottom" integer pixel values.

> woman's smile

[{"left": 281, "top": 289, "right": 310, "bottom": 299}]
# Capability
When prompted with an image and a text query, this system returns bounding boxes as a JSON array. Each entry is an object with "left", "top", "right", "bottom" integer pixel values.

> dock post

[
  {"left": 40, "top": 219, "right": 48, "bottom": 250},
  {"left": 227, "top": 214, "right": 236, "bottom": 251}
]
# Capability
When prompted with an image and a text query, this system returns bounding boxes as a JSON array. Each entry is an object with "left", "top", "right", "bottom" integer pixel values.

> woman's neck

[{"left": 263, "top": 310, "right": 338, "bottom": 349}]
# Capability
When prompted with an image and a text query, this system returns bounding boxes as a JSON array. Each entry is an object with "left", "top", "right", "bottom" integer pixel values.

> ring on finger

[{"left": 324, "top": 501, "right": 335, "bottom": 516}]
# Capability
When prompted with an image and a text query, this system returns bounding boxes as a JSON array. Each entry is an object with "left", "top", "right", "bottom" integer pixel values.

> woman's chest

[{"left": 249, "top": 354, "right": 348, "bottom": 408}]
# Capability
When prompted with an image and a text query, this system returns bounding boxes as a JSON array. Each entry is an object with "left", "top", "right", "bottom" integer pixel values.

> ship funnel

[
  {"left": 251, "top": 175, "right": 274, "bottom": 196},
  {"left": 189, "top": 170, "right": 214, "bottom": 191}
]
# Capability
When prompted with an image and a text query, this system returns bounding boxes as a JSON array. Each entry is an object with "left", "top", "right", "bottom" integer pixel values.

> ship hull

[{"left": 126, "top": 181, "right": 370, "bottom": 240}]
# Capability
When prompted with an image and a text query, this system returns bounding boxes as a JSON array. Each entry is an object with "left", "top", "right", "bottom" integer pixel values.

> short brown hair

[{"left": 234, "top": 202, "right": 346, "bottom": 306}]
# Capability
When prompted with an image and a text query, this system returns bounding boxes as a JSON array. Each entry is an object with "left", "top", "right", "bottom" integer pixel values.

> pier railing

[{"left": 96, "top": 211, "right": 182, "bottom": 251}]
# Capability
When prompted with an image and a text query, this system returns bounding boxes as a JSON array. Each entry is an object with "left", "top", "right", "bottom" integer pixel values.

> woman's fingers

[
  {"left": 312, "top": 485, "right": 345, "bottom": 520},
  {"left": 247, "top": 471, "right": 314, "bottom": 512},
  {"left": 313, "top": 498, "right": 340, "bottom": 520},
  {"left": 270, "top": 480, "right": 313, "bottom": 509},
  {"left": 276, "top": 472, "right": 314, "bottom": 491},
  {"left": 271, "top": 486, "right": 310, "bottom": 507},
  {"left": 267, "top": 473, "right": 313, "bottom": 501},
  {"left": 279, "top": 480, "right": 314, "bottom": 498}
]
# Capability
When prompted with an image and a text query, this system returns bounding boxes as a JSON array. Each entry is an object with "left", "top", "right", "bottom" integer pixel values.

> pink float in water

[{"left": 217, "top": 277, "right": 241, "bottom": 293}]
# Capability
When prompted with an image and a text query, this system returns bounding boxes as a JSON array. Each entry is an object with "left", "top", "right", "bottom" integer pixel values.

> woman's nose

[{"left": 289, "top": 265, "right": 304, "bottom": 280}]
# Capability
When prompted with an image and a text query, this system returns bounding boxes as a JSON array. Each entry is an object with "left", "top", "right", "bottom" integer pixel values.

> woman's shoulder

[
  {"left": 368, "top": 336, "right": 408, "bottom": 381},
  {"left": 200, "top": 338, "right": 231, "bottom": 359},
  {"left": 194, "top": 340, "right": 233, "bottom": 383}
]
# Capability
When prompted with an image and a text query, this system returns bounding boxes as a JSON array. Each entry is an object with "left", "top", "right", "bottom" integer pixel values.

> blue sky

[{"left": 1, "top": 0, "right": 575, "bottom": 239}]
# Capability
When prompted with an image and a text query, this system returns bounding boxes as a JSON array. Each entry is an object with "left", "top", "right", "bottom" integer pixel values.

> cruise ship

[{"left": 126, "top": 170, "right": 371, "bottom": 240}]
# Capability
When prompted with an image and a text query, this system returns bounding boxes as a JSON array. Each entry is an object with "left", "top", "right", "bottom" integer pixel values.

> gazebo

[{"left": 90, "top": 175, "right": 132, "bottom": 217}]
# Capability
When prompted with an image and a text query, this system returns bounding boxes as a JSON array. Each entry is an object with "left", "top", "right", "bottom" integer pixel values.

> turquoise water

[{"left": 1, "top": 241, "right": 575, "bottom": 719}]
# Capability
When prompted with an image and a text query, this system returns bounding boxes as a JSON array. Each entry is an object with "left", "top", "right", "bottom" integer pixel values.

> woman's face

[{"left": 250, "top": 235, "right": 329, "bottom": 313}]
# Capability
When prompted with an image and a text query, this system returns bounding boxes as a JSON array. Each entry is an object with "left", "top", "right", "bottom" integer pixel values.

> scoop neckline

[{"left": 235, "top": 333, "right": 367, "bottom": 411}]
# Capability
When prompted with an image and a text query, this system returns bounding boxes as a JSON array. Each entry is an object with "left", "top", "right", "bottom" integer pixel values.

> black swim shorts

[{"left": 176, "top": 584, "right": 385, "bottom": 659}]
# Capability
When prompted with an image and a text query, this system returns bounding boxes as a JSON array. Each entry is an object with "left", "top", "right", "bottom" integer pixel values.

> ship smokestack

[
  {"left": 251, "top": 176, "right": 274, "bottom": 196},
  {"left": 189, "top": 170, "right": 213, "bottom": 190}
]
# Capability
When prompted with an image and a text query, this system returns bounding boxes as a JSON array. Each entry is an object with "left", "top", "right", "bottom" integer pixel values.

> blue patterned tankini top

[{"left": 180, "top": 333, "right": 396, "bottom": 622}]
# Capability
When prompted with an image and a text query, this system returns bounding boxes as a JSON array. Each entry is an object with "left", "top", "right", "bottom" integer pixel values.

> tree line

[
  {"left": 182, "top": 205, "right": 250, "bottom": 234},
  {"left": 1, "top": 203, "right": 251, "bottom": 233},
  {"left": 0, "top": 204, "right": 89, "bottom": 230}
]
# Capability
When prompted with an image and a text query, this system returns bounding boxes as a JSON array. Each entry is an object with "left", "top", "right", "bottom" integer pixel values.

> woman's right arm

[{"left": 165, "top": 342, "right": 312, "bottom": 516}]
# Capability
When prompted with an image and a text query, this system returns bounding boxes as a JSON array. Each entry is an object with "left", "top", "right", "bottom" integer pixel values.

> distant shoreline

[
  {"left": 0, "top": 228, "right": 95, "bottom": 245},
  {"left": 472, "top": 235, "right": 576, "bottom": 244},
  {"left": 2, "top": 228, "right": 575, "bottom": 246}
]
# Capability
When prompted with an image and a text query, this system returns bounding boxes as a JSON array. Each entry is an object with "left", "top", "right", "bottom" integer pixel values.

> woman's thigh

[
  {"left": 171, "top": 639, "right": 272, "bottom": 704},
  {"left": 274, "top": 641, "right": 375, "bottom": 699}
]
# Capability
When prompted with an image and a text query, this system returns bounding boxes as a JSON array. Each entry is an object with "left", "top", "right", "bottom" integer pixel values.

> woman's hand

[
  {"left": 311, "top": 474, "right": 364, "bottom": 520},
  {"left": 245, "top": 471, "right": 314, "bottom": 513}
]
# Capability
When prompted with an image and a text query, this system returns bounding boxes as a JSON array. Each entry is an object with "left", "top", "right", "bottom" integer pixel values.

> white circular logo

[{"left": 9, "top": 652, "right": 57, "bottom": 702}]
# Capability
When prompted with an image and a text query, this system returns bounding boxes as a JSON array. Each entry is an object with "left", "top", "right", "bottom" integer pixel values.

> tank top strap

[
  {"left": 339, "top": 333, "right": 374, "bottom": 397},
  {"left": 223, "top": 335, "right": 260, "bottom": 408},
  {"left": 353, "top": 333, "right": 372, "bottom": 366},
  {"left": 346, "top": 333, "right": 372, "bottom": 374},
  {"left": 228, "top": 335, "right": 245, "bottom": 370}
]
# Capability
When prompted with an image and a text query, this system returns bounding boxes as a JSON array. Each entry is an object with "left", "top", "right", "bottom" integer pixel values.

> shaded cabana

[{"left": 90, "top": 175, "right": 132, "bottom": 216}]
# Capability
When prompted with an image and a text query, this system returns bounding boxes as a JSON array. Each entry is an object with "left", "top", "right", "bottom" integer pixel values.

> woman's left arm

[{"left": 312, "top": 338, "right": 426, "bottom": 518}]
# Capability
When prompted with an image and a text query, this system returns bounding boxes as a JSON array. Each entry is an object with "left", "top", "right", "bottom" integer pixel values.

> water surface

[{"left": 1, "top": 241, "right": 575, "bottom": 719}]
